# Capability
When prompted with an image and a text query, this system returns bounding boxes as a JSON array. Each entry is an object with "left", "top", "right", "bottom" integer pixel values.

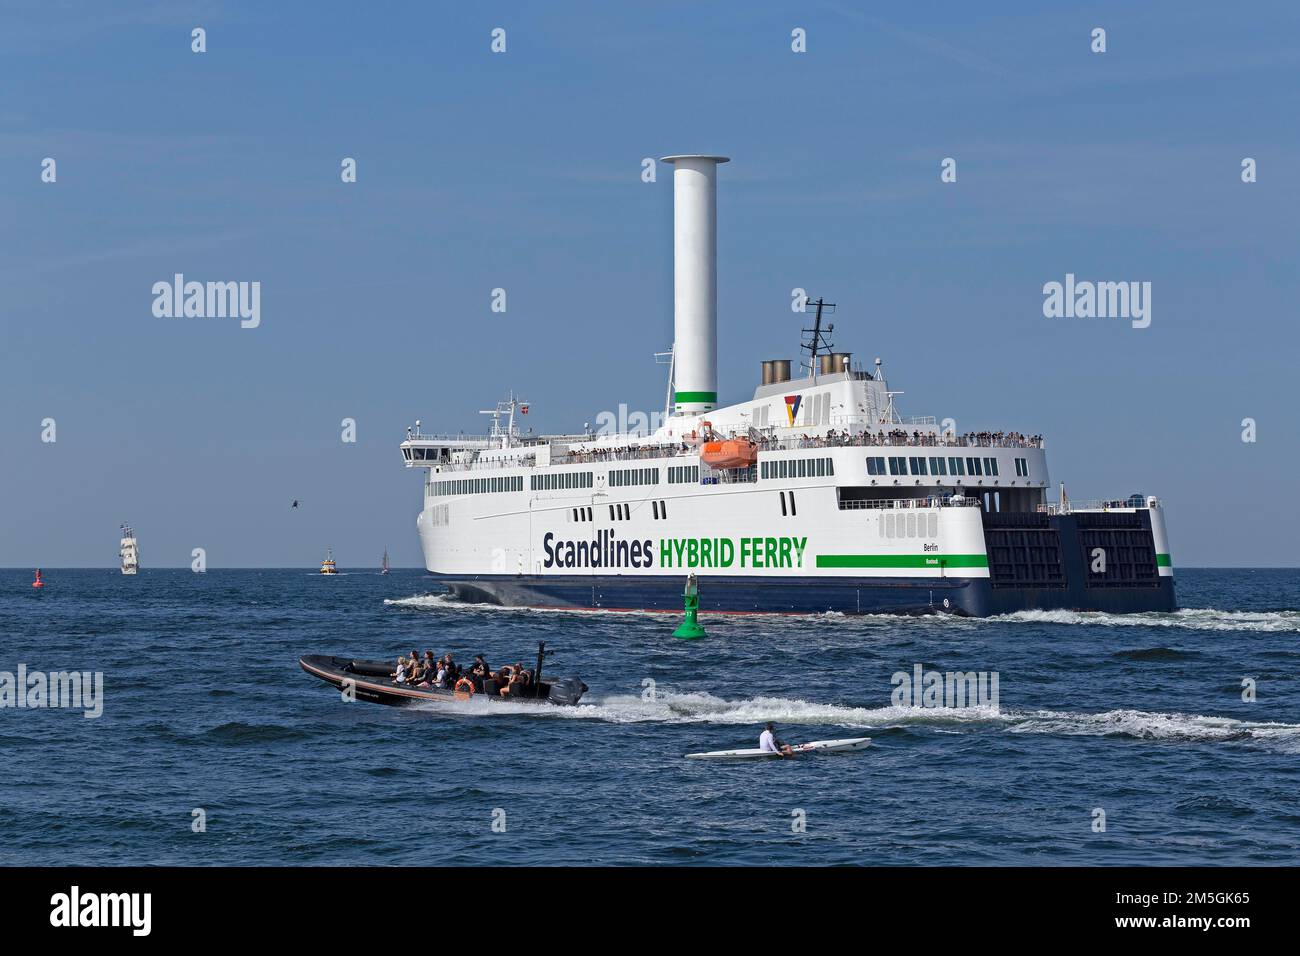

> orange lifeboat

[{"left": 700, "top": 439, "right": 758, "bottom": 470}]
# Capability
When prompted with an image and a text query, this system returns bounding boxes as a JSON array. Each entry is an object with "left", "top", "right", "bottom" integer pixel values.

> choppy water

[{"left": 3, "top": 568, "right": 1299, "bottom": 865}]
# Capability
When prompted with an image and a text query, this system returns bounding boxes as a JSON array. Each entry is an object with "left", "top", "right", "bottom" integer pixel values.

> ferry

[
  {"left": 399, "top": 155, "right": 1175, "bottom": 616},
  {"left": 320, "top": 548, "right": 338, "bottom": 575}
]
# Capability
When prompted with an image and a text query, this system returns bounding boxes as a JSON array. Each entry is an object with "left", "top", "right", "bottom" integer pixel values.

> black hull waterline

[
  {"left": 299, "top": 656, "right": 589, "bottom": 708},
  {"left": 430, "top": 573, "right": 1176, "bottom": 616}
]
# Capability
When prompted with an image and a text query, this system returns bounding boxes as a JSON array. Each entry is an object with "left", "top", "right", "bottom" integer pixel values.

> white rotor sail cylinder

[{"left": 662, "top": 155, "right": 728, "bottom": 416}]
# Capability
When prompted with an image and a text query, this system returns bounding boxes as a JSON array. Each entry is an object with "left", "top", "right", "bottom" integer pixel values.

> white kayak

[{"left": 685, "top": 737, "right": 872, "bottom": 760}]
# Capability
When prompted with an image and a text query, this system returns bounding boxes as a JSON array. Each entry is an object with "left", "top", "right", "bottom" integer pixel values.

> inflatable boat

[{"left": 299, "top": 643, "right": 588, "bottom": 708}]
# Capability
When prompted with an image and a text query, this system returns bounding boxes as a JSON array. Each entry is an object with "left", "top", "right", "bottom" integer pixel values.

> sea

[{"left": 3, "top": 567, "right": 1299, "bottom": 866}]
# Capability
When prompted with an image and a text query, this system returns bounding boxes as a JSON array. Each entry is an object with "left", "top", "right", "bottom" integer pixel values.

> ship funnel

[
  {"left": 662, "top": 154, "right": 729, "bottom": 415},
  {"left": 762, "top": 359, "right": 791, "bottom": 385}
]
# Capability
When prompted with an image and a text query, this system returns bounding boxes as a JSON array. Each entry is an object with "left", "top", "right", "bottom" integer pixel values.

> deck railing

[
  {"left": 838, "top": 496, "right": 984, "bottom": 511},
  {"left": 1038, "top": 497, "right": 1156, "bottom": 514},
  {"left": 410, "top": 431, "right": 1044, "bottom": 475}
]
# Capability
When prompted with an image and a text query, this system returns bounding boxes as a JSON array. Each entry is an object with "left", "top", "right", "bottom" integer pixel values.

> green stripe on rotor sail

[{"left": 673, "top": 391, "right": 717, "bottom": 405}]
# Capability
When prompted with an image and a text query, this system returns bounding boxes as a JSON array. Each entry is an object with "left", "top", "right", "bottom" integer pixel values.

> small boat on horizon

[
  {"left": 320, "top": 548, "right": 338, "bottom": 575},
  {"left": 120, "top": 525, "right": 139, "bottom": 575},
  {"left": 380, "top": 549, "right": 390, "bottom": 575}
]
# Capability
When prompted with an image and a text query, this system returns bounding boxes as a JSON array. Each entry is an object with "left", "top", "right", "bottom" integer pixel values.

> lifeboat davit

[{"left": 700, "top": 439, "right": 759, "bottom": 470}]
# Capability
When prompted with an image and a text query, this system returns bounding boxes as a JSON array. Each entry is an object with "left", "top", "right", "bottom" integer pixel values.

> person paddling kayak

[{"left": 759, "top": 722, "right": 796, "bottom": 758}]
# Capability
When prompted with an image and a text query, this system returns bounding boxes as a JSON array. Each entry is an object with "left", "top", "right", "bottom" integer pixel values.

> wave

[
  {"left": 383, "top": 592, "right": 865, "bottom": 623},
  {"left": 387, "top": 593, "right": 1300, "bottom": 633},
  {"left": 203, "top": 721, "right": 314, "bottom": 744},
  {"left": 992, "top": 608, "right": 1300, "bottom": 633},
  {"left": 556, "top": 691, "right": 1006, "bottom": 727},
  {"left": 1111, "top": 647, "right": 1197, "bottom": 662},
  {"left": 406, "top": 687, "right": 1300, "bottom": 753},
  {"left": 1006, "top": 708, "right": 1300, "bottom": 750}
]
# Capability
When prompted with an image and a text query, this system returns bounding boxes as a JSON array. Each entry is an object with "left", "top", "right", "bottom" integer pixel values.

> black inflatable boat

[{"left": 299, "top": 642, "right": 588, "bottom": 708}]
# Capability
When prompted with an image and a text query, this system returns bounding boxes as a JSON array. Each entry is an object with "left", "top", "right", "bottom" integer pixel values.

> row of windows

[
  {"left": 879, "top": 511, "right": 940, "bottom": 539},
  {"left": 611, "top": 467, "right": 660, "bottom": 487},
  {"left": 867, "top": 456, "right": 1006, "bottom": 478},
  {"left": 431, "top": 452, "right": 1026, "bottom": 500},
  {"left": 433, "top": 475, "right": 525, "bottom": 497},
  {"left": 572, "top": 501, "right": 670, "bottom": 520},
  {"left": 404, "top": 447, "right": 443, "bottom": 461},
  {"left": 761, "top": 457, "right": 835, "bottom": 480},
  {"left": 531, "top": 471, "right": 594, "bottom": 491}
]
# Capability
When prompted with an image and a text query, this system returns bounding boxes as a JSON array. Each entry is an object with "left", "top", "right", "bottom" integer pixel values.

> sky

[{"left": 2, "top": 1, "right": 1298, "bottom": 568}]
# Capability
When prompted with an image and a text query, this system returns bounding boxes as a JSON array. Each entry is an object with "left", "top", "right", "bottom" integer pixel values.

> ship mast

[
  {"left": 479, "top": 393, "right": 528, "bottom": 449},
  {"left": 800, "top": 297, "right": 836, "bottom": 382}
]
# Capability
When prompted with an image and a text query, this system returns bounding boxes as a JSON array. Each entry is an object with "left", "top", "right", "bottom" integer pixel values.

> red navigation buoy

[{"left": 32, "top": 569, "right": 44, "bottom": 588}]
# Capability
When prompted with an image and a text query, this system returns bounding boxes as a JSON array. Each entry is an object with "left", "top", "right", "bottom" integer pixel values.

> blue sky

[{"left": 2, "top": 1, "right": 1298, "bottom": 567}]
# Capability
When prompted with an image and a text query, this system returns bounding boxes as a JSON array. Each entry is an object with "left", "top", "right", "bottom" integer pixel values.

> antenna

[
  {"left": 799, "top": 297, "right": 837, "bottom": 380},
  {"left": 655, "top": 346, "right": 675, "bottom": 424}
]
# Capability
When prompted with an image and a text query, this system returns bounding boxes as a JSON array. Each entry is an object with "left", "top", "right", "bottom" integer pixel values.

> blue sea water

[{"left": 2, "top": 567, "right": 1298, "bottom": 866}]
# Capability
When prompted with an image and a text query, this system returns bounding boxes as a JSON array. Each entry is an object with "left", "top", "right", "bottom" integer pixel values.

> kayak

[{"left": 685, "top": 736, "right": 872, "bottom": 760}]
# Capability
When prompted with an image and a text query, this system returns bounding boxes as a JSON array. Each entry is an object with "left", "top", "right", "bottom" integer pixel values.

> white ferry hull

[{"left": 413, "top": 461, "right": 1175, "bottom": 617}]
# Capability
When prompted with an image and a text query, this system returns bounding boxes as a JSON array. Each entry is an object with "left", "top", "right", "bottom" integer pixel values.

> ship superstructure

[{"left": 398, "top": 156, "right": 1175, "bottom": 616}]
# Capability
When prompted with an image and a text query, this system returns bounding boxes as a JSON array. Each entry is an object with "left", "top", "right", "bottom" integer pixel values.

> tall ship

[
  {"left": 119, "top": 524, "right": 139, "bottom": 575},
  {"left": 400, "top": 155, "right": 1175, "bottom": 616}
]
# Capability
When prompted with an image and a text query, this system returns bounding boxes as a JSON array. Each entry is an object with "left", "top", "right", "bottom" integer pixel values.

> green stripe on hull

[
  {"left": 816, "top": 554, "right": 989, "bottom": 569},
  {"left": 673, "top": 391, "right": 717, "bottom": 405},
  {"left": 1156, "top": 553, "right": 1171, "bottom": 567}
]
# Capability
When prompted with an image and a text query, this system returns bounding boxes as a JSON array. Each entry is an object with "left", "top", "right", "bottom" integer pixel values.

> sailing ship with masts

[{"left": 120, "top": 524, "right": 139, "bottom": 575}]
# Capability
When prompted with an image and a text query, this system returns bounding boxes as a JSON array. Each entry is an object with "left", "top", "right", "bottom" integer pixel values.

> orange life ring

[{"left": 454, "top": 677, "right": 475, "bottom": 699}]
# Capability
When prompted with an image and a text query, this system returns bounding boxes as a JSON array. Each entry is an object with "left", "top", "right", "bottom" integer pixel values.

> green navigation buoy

[{"left": 673, "top": 573, "right": 707, "bottom": 640}]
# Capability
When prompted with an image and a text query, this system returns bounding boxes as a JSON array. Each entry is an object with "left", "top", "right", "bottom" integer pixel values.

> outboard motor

[{"left": 545, "top": 677, "right": 588, "bottom": 706}]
